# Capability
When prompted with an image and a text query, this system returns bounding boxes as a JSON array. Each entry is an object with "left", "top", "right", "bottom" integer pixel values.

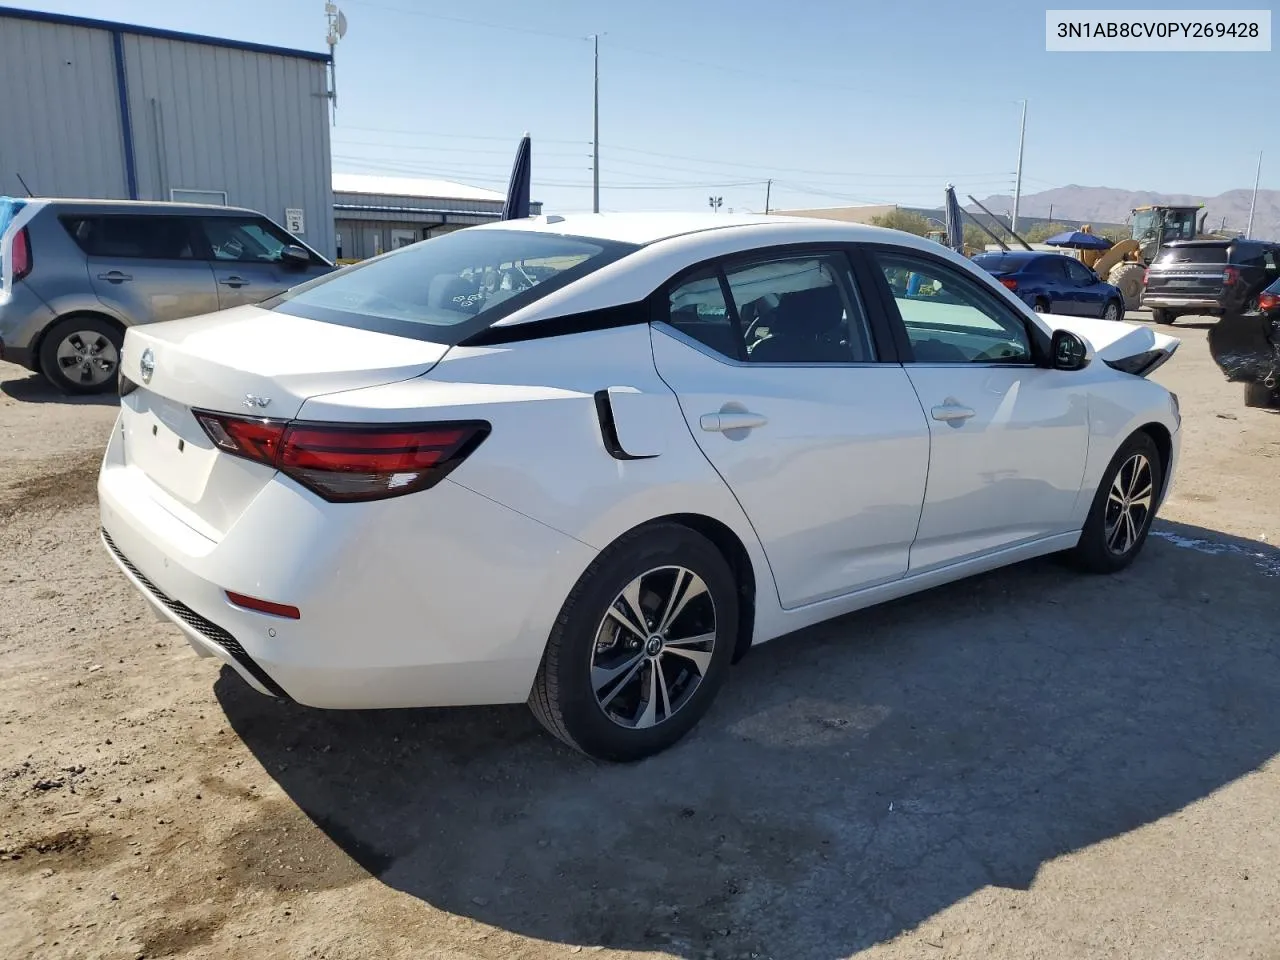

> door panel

[
  {"left": 902, "top": 366, "right": 1089, "bottom": 569},
  {"left": 198, "top": 216, "right": 331, "bottom": 309},
  {"left": 869, "top": 247, "right": 1091, "bottom": 570},
  {"left": 654, "top": 329, "right": 930, "bottom": 606}
]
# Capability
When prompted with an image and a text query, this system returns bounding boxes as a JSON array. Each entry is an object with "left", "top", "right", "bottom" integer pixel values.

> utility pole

[
  {"left": 764, "top": 179, "right": 772, "bottom": 214},
  {"left": 1047, "top": 203, "right": 1053, "bottom": 225},
  {"left": 591, "top": 34, "right": 600, "bottom": 214},
  {"left": 1246, "top": 149, "right": 1262, "bottom": 239},
  {"left": 1011, "top": 98, "right": 1027, "bottom": 234}
]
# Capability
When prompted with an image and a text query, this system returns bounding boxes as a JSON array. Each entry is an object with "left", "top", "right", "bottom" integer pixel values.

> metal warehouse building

[
  {"left": 0, "top": 6, "right": 336, "bottom": 258},
  {"left": 333, "top": 174, "right": 543, "bottom": 261}
]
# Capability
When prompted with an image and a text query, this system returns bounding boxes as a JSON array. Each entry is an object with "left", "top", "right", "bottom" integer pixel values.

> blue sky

[{"left": 18, "top": 0, "right": 1278, "bottom": 214}]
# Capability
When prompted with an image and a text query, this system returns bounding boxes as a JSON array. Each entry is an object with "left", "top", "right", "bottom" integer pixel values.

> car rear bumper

[
  {"left": 0, "top": 283, "right": 55, "bottom": 370},
  {"left": 97, "top": 414, "right": 596, "bottom": 709},
  {"left": 1140, "top": 295, "right": 1223, "bottom": 313}
]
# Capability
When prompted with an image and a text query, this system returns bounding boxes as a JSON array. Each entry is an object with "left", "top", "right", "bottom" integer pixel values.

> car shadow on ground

[
  {"left": 217, "top": 518, "right": 1280, "bottom": 959},
  {"left": 0, "top": 369, "right": 118, "bottom": 406}
]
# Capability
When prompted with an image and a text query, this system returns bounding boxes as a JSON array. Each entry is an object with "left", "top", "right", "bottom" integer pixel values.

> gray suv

[{"left": 0, "top": 198, "right": 333, "bottom": 394}]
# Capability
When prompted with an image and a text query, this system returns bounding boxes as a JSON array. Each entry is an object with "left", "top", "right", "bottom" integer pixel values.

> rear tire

[
  {"left": 1069, "top": 432, "right": 1163, "bottom": 574},
  {"left": 38, "top": 315, "right": 123, "bottom": 395},
  {"left": 1102, "top": 300, "right": 1122, "bottom": 322},
  {"left": 1151, "top": 309, "right": 1176, "bottom": 325},
  {"left": 1033, "top": 299, "right": 1050, "bottom": 314},
  {"left": 528, "top": 523, "right": 738, "bottom": 762}
]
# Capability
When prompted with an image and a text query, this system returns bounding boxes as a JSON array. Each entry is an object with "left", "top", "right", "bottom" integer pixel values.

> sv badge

[{"left": 242, "top": 394, "right": 272, "bottom": 410}]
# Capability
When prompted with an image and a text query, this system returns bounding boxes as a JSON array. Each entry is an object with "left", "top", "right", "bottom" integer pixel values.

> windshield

[
  {"left": 1131, "top": 210, "right": 1158, "bottom": 243},
  {"left": 270, "top": 228, "right": 639, "bottom": 344}
]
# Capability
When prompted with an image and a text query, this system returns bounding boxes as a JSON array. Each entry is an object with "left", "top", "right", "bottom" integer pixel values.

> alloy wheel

[
  {"left": 55, "top": 331, "right": 119, "bottom": 387},
  {"left": 590, "top": 565, "right": 717, "bottom": 729},
  {"left": 1104, "top": 453, "right": 1153, "bottom": 555}
]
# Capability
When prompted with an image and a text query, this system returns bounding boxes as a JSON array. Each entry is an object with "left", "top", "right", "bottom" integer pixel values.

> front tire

[
  {"left": 1069, "top": 432, "right": 1163, "bottom": 574},
  {"left": 38, "top": 315, "right": 123, "bottom": 395},
  {"left": 1107, "top": 262, "right": 1146, "bottom": 312},
  {"left": 528, "top": 523, "right": 738, "bottom": 762}
]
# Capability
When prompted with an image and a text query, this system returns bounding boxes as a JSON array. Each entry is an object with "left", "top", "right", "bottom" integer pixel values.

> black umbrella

[
  {"left": 501, "top": 133, "right": 532, "bottom": 221},
  {"left": 944, "top": 184, "right": 965, "bottom": 254}
]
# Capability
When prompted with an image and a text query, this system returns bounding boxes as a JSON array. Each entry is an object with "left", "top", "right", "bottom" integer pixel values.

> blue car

[{"left": 972, "top": 251, "right": 1125, "bottom": 322}]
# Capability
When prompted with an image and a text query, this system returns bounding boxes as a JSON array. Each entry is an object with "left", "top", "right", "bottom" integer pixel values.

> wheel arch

[
  {"left": 616, "top": 512, "right": 759, "bottom": 665},
  {"left": 33, "top": 309, "right": 126, "bottom": 367},
  {"left": 1136, "top": 421, "right": 1174, "bottom": 505}
]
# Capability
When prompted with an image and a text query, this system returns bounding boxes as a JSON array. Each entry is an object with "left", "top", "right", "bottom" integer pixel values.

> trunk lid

[{"left": 117, "top": 305, "right": 450, "bottom": 537}]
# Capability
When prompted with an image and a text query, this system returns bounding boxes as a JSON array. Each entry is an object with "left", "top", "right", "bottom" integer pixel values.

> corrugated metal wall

[
  {"left": 0, "top": 17, "right": 129, "bottom": 198},
  {"left": 123, "top": 36, "right": 334, "bottom": 258},
  {"left": 0, "top": 13, "right": 335, "bottom": 259}
]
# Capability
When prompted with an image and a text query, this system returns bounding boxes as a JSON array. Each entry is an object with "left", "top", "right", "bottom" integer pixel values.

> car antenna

[
  {"left": 14, "top": 172, "right": 33, "bottom": 197},
  {"left": 968, "top": 194, "right": 1033, "bottom": 251}
]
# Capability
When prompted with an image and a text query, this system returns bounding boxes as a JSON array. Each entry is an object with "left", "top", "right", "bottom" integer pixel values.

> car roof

[
  {"left": 973, "top": 250, "right": 1049, "bottom": 263},
  {"left": 469, "top": 211, "right": 899, "bottom": 246},
  {"left": 24, "top": 198, "right": 261, "bottom": 217}
]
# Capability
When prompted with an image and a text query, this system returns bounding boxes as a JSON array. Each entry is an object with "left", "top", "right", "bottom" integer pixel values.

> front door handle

[
  {"left": 931, "top": 402, "right": 976, "bottom": 423},
  {"left": 219, "top": 276, "right": 249, "bottom": 288},
  {"left": 97, "top": 271, "right": 132, "bottom": 283},
  {"left": 700, "top": 411, "right": 768, "bottom": 432}
]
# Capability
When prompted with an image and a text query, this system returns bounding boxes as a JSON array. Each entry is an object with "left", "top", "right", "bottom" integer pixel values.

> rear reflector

[
  {"left": 226, "top": 590, "right": 301, "bottom": 620},
  {"left": 194, "top": 412, "right": 490, "bottom": 502}
]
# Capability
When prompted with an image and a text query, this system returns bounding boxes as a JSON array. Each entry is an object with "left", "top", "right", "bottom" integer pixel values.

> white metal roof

[{"left": 331, "top": 173, "right": 505, "bottom": 203}]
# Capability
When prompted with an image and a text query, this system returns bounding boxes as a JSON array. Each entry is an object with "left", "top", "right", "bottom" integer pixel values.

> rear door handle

[
  {"left": 700, "top": 411, "right": 768, "bottom": 432},
  {"left": 931, "top": 402, "right": 976, "bottom": 423},
  {"left": 97, "top": 271, "right": 132, "bottom": 283},
  {"left": 219, "top": 276, "right": 249, "bottom": 288}
]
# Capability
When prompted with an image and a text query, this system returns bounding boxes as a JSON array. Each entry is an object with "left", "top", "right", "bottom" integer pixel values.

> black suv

[{"left": 1141, "top": 238, "right": 1280, "bottom": 325}]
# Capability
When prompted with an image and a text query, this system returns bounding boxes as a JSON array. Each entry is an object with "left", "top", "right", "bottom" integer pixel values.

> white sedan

[{"left": 99, "top": 213, "right": 1181, "bottom": 761}]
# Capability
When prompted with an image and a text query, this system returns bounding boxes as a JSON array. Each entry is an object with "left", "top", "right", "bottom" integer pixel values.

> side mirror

[
  {"left": 281, "top": 244, "right": 311, "bottom": 268},
  {"left": 1051, "top": 329, "right": 1092, "bottom": 371}
]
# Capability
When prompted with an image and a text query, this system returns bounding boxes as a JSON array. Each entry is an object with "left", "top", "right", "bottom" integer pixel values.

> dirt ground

[{"left": 2, "top": 315, "right": 1278, "bottom": 960}]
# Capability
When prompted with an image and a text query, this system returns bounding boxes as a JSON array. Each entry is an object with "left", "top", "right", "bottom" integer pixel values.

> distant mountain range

[{"left": 974, "top": 185, "right": 1279, "bottom": 241}]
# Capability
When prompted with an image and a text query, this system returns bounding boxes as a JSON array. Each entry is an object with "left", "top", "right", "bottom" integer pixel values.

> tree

[
  {"left": 868, "top": 209, "right": 931, "bottom": 236},
  {"left": 1023, "top": 222, "right": 1071, "bottom": 243}
]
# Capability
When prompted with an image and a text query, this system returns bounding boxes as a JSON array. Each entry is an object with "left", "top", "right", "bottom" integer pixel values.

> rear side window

[
  {"left": 1232, "top": 244, "right": 1268, "bottom": 269},
  {"left": 1156, "top": 245, "right": 1228, "bottom": 265},
  {"left": 60, "top": 215, "right": 199, "bottom": 260},
  {"left": 270, "top": 228, "right": 638, "bottom": 345}
]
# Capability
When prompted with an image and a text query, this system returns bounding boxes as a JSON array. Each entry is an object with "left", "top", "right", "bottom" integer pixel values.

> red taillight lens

[
  {"left": 1143, "top": 268, "right": 1150, "bottom": 286},
  {"left": 12, "top": 227, "right": 31, "bottom": 282},
  {"left": 226, "top": 590, "right": 300, "bottom": 620},
  {"left": 1223, "top": 266, "right": 1241, "bottom": 286},
  {"left": 1259, "top": 292, "right": 1280, "bottom": 312},
  {"left": 999, "top": 276, "right": 1018, "bottom": 291},
  {"left": 194, "top": 412, "right": 489, "bottom": 502}
]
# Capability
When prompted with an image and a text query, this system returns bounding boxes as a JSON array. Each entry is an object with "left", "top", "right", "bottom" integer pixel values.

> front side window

[
  {"left": 61, "top": 215, "right": 199, "bottom": 260},
  {"left": 200, "top": 217, "right": 297, "bottom": 263},
  {"left": 875, "top": 251, "right": 1033, "bottom": 364},
  {"left": 271, "top": 228, "right": 638, "bottom": 344}
]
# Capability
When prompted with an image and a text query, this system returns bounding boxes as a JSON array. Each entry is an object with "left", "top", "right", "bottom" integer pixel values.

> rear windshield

[
  {"left": 269, "top": 228, "right": 638, "bottom": 344},
  {"left": 1156, "top": 245, "right": 1228, "bottom": 266},
  {"left": 971, "top": 253, "right": 1035, "bottom": 273}
]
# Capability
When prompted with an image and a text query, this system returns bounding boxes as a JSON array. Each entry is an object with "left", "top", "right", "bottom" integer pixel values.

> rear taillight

[
  {"left": 194, "top": 412, "right": 489, "bottom": 502},
  {"left": 12, "top": 227, "right": 31, "bottom": 282},
  {"left": 1142, "top": 268, "right": 1150, "bottom": 286},
  {"left": 998, "top": 276, "right": 1018, "bottom": 291},
  {"left": 1259, "top": 292, "right": 1280, "bottom": 312},
  {"left": 1223, "top": 266, "right": 1241, "bottom": 286}
]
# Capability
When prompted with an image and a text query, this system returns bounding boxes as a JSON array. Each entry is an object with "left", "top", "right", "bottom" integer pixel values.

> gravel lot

[{"left": 2, "top": 314, "right": 1278, "bottom": 960}]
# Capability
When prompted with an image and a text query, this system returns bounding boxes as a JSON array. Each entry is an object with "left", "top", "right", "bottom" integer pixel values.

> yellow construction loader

[{"left": 1082, "top": 205, "right": 1215, "bottom": 309}]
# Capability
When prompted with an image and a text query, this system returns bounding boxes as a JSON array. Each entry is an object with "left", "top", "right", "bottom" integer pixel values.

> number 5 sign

[{"left": 285, "top": 208, "right": 305, "bottom": 234}]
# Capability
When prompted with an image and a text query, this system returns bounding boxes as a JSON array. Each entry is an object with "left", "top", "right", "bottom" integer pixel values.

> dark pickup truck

[{"left": 1141, "top": 238, "right": 1280, "bottom": 325}]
